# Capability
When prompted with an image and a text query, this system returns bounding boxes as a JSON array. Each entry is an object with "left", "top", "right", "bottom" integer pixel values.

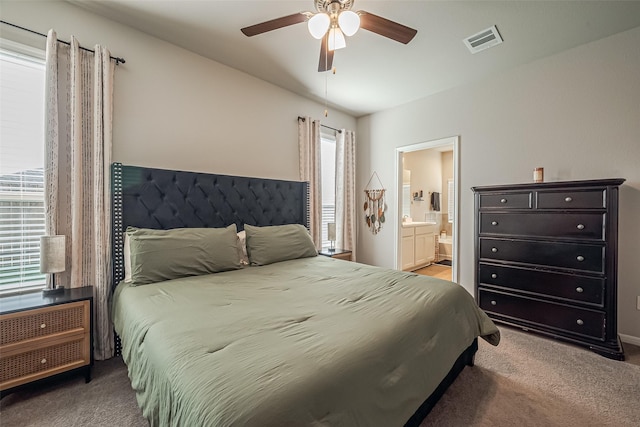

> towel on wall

[{"left": 431, "top": 192, "right": 441, "bottom": 211}]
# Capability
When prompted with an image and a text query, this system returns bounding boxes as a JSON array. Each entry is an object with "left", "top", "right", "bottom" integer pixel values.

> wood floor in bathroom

[{"left": 414, "top": 263, "right": 452, "bottom": 281}]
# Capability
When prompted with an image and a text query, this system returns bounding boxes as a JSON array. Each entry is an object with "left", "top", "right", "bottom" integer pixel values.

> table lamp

[
  {"left": 40, "top": 235, "right": 66, "bottom": 295},
  {"left": 327, "top": 222, "right": 336, "bottom": 252}
]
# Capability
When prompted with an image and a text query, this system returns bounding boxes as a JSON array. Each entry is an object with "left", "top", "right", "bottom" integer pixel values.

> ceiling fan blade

[
  {"left": 358, "top": 11, "right": 417, "bottom": 44},
  {"left": 318, "top": 34, "right": 334, "bottom": 72},
  {"left": 241, "top": 13, "right": 308, "bottom": 37}
]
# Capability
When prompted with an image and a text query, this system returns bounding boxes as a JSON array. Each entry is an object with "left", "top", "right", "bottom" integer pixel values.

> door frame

[{"left": 394, "top": 136, "right": 460, "bottom": 283}]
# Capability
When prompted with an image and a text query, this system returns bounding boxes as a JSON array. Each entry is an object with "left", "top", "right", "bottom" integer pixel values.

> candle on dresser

[{"left": 533, "top": 167, "right": 544, "bottom": 183}]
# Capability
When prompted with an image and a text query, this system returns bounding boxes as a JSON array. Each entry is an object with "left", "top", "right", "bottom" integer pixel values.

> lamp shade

[
  {"left": 338, "top": 10, "right": 360, "bottom": 36},
  {"left": 327, "top": 223, "right": 336, "bottom": 241},
  {"left": 328, "top": 27, "right": 346, "bottom": 51},
  {"left": 308, "top": 13, "right": 330, "bottom": 39},
  {"left": 40, "top": 235, "right": 66, "bottom": 274}
]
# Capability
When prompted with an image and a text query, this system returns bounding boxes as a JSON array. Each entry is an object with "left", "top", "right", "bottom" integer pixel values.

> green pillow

[
  {"left": 244, "top": 224, "right": 317, "bottom": 266},
  {"left": 126, "top": 225, "right": 241, "bottom": 285}
]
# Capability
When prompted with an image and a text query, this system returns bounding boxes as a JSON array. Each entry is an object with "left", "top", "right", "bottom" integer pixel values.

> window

[
  {"left": 0, "top": 41, "right": 46, "bottom": 294},
  {"left": 320, "top": 130, "right": 336, "bottom": 248}
]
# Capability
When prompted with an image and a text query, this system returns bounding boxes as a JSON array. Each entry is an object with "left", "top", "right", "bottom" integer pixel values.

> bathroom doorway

[{"left": 395, "top": 136, "right": 459, "bottom": 283}]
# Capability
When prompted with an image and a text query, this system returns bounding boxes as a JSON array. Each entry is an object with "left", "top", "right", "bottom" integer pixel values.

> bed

[{"left": 110, "top": 163, "right": 499, "bottom": 426}]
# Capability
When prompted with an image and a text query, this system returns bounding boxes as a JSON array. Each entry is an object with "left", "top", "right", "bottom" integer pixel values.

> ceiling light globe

[
  {"left": 338, "top": 11, "right": 360, "bottom": 37},
  {"left": 328, "top": 28, "right": 346, "bottom": 51},
  {"left": 308, "top": 13, "right": 330, "bottom": 39}
]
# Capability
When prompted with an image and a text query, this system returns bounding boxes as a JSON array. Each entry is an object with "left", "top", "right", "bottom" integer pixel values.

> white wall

[
  {"left": 0, "top": 1, "right": 356, "bottom": 181},
  {"left": 357, "top": 26, "right": 640, "bottom": 341}
]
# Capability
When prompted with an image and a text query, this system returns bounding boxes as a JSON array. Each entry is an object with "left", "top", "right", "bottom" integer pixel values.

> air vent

[{"left": 463, "top": 25, "right": 503, "bottom": 54}]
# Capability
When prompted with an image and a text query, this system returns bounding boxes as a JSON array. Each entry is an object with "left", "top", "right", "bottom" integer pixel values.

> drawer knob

[
  {"left": 40, "top": 323, "right": 46, "bottom": 329},
  {"left": 576, "top": 287, "right": 584, "bottom": 293},
  {"left": 490, "top": 300, "right": 497, "bottom": 306},
  {"left": 565, "top": 196, "right": 573, "bottom": 202},
  {"left": 577, "top": 224, "right": 585, "bottom": 230},
  {"left": 491, "top": 221, "right": 498, "bottom": 226},
  {"left": 576, "top": 319, "right": 584, "bottom": 326},
  {"left": 500, "top": 198, "right": 507, "bottom": 203},
  {"left": 491, "top": 273, "right": 498, "bottom": 279},
  {"left": 491, "top": 247, "right": 498, "bottom": 253},
  {"left": 41, "top": 358, "right": 47, "bottom": 364},
  {"left": 576, "top": 255, "right": 585, "bottom": 262}
]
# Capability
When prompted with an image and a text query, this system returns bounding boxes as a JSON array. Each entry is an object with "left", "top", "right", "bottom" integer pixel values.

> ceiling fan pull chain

[{"left": 324, "top": 69, "right": 329, "bottom": 117}]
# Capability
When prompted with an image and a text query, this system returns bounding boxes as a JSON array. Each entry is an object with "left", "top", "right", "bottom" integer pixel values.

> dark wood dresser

[{"left": 472, "top": 178, "right": 625, "bottom": 360}]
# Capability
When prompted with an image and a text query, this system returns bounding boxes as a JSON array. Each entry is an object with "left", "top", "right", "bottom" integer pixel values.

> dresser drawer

[
  {"left": 0, "top": 301, "right": 88, "bottom": 346},
  {"left": 479, "top": 263, "right": 604, "bottom": 306},
  {"left": 480, "top": 238, "right": 604, "bottom": 273},
  {"left": 479, "top": 289, "right": 606, "bottom": 341},
  {"left": 479, "top": 192, "right": 532, "bottom": 209},
  {"left": 479, "top": 212, "right": 604, "bottom": 240},
  {"left": 537, "top": 189, "right": 605, "bottom": 209}
]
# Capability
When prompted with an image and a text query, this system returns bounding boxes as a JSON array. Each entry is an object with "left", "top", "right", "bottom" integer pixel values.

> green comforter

[{"left": 113, "top": 256, "right": 499, "bottom": 427}]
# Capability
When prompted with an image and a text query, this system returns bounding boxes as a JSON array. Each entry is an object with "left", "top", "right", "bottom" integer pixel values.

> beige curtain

[
  {"left": 45, "top": 30, "right": 115, "bottom": 360},
  {"left": 297, "top": 116, "right": 322, "bottom": 248},
  {"left": 335, "top": 129, "right": 357, "bottom": 260}
]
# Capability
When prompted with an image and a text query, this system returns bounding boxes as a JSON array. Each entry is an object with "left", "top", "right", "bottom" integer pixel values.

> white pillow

[{"left": 237, "top": 230, "right": 249, "bottom": 265}]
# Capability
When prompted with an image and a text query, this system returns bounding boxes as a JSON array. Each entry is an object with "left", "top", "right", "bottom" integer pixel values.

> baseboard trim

[{"left": 619, "top": 333, "right": 640, "bottom": 346}]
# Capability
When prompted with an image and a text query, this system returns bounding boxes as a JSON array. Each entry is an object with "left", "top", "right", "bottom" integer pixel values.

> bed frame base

[{"left": 404, "top": 338, "right": 478, "bottom": 426}]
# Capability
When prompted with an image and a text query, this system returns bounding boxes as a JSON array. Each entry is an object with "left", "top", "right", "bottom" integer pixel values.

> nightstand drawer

[
  {"left": 0, "top": 336, "right": 88, "bottom": 388},
  {"left": 319, "top": 248, "right": 352, "bottom": 261},
  {"left": 331, "top": 252, "right": 352, "bottom": 261},
  {"left": 0, "top": 301, "right": 88, "bottom": 346}
]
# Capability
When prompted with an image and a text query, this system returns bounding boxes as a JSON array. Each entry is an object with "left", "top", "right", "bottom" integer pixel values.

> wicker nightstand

[
  {"left": 319, "top": 248, "right": 352, "bottom": 261},
  {"left": 0, "top": 286, "right": 94, "bottom": 397}
]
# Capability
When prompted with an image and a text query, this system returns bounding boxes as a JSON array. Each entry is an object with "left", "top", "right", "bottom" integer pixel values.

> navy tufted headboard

[{"left": 110, "top": 163, "right": 309, "bottom": 288}]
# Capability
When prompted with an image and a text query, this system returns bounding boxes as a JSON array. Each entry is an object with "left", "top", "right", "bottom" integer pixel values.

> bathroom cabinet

[
  {"left": 402, "top": 224, "right": 436, "bottom": 271},
  {"left": 472, "top": 178, "right": 625, "bottom": 360}
]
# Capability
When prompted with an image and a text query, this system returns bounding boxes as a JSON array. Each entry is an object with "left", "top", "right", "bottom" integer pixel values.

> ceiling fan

[{"left": 241, "top": 0, "right": 418, "bottom": 72}]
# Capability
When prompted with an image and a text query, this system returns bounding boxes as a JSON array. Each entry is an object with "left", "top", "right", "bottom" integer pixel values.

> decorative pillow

[
  {"left": 237, "top": 230, "right": 249, "bottom": 266},
  {"left": 126, "top": 224, "right": 241, "bottom": 285},
  {"left": 244, "top": 224, "right": 317, "bottom": 266}
]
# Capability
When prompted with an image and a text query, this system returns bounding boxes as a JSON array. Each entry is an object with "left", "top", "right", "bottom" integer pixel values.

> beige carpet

[
  {"left": 423, "top": 327, "right": 640, "bottom": 427},
  {"left": 1, "top": 327, "right": 639, "bottom": 427}
]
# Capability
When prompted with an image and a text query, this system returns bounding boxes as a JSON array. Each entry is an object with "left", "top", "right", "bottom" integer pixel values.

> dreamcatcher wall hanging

[{"left": 364, "top": 172, "right": 387, "bottom": 235}]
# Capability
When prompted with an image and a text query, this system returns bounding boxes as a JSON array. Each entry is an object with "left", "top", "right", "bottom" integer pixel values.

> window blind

[{"left": 0, "top": 44, "right": 46, "bottom": 293}]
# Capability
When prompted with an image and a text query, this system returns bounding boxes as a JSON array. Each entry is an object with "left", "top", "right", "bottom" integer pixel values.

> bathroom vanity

[{"left": 401, "top": 222, "right": 436, "bottom": 271}]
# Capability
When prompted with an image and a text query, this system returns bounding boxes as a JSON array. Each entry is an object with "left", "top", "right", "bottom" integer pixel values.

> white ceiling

[{"left": 69, "top": 1, "right": 640, "bottom": 117}]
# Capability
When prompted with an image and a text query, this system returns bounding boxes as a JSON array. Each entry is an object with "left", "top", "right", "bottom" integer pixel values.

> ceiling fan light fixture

[
  {"left": 328, "top": 27, "right": 346, "bottom": 51},
  {"left": 338, "top": 10, "right": 360, "bottom": 36},
  {"left": 308, "top": 13, "right": 330, "bottom": 39}
]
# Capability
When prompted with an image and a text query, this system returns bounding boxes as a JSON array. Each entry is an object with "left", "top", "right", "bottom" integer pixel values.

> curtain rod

[
  {"left": 1, "top": 20, "right": 126, "bottom": 65},
  {"left": 297, "top": 116, "right": 342, "bottom": 134}
]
